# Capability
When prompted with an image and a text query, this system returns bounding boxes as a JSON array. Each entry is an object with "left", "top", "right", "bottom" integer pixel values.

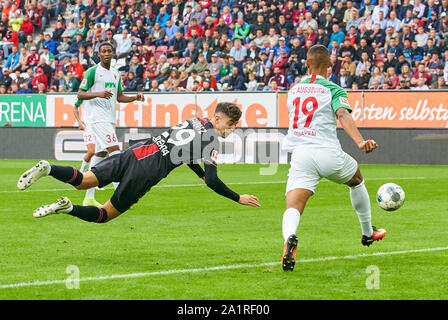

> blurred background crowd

[{"left": 0, "top": 0, "right": 447, "bottom": 94}]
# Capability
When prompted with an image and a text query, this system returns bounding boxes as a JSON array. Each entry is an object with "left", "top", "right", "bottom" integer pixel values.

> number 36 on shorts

[{"left": 105, "top": 134, "right": 117, "bottom": 143}]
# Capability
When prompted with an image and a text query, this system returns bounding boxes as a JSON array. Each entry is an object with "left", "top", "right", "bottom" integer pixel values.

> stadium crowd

[{"left": 0, "top": 0, "right": 448, "bottom": 94}]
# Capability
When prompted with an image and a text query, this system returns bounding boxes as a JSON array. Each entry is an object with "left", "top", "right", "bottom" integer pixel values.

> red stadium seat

[
  {"left": 374, "top": 53, "right": 385, "bottom": 65},
  {"left": 155, "top": 51, "right": 164, "bottom": 60},
  {"left": 155, "top": 46, "right": 168, "bottom": 53},
  {"left": 56, "top": 60, "right": 64, "bottom": 72}
]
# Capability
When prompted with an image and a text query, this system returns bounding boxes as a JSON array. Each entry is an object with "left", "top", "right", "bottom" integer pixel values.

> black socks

[
  {"left": 69, "top": 205, "right": 108, "bottom": 223},
  {"left": 50, "top": 165, "right": 83, "bottom": 187}
]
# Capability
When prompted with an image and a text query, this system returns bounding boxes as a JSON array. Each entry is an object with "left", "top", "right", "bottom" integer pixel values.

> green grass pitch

[{"left": 0, "top": 159, "right": 447, "bottom": 299}]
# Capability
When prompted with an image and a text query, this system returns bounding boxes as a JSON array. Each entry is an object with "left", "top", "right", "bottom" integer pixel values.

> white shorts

[
  {"left": 90, "top": 122, "right": 119, "bottom": 153},
  {"left": 285, "top": 146, "right": 358, "bottom": 195},
  {"left": 82, "top": 124, "right": 96, "bottom": 146}
]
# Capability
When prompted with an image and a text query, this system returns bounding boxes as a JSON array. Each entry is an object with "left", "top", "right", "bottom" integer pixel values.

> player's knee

[
  {"left": 108, "top": 146, "right": 120, "bottom": 154},
  {"left": 95, "top": 151, "right": 107, "bottom": 157},
  {"left": 101, "top": 200, "right": 122, "bottom": 222},
  {"left": 96, "top": 207, "right": 109, "bottom": 223},
  {"left": 347, "top": 175, "right": 364, "bottom": 188},
  {"left": 84, "top": 152, "right": 95, "bottom": 162}
]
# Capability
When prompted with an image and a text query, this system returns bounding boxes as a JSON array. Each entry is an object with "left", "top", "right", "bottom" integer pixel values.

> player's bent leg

[
  {"left": 95, "top": 151, "right": 108, "bottom": 158},
  {"left": 345, "top": 166, "right": 364, "bottom": 187},
  {"left": 282, "top": 188, "right": 313, "bottom": 272},
  {"left": 33, "top": 197, "right": 122, "bottom": 223},
  {"left": 80, "top": 144, "right": 96, "bottom": 173},
  {"left": 67, "top": 199, "right": 121, "bottom": 223},
  {"left": 345, "top": 166, "right": 387, "bottom": 246},
  {"left": 85, "top": 152, "right": 107, "bottom": 197},
  {"left": 75, "top": 171, "right": 100, "bottom": 190},
  {"left": 107, "top": 145, "right": 120, "bottom": 154},
  {"left": 85, "top": 144, "right": 96, "bottom": 162},
  {"left": 101, "top": 200, "right": 122, "bottom": 222},
  {"left": 285, "top": 188, "right": 314, "bottom": 214}
]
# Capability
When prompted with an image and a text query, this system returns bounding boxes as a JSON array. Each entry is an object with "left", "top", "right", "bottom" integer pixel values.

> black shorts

[{"left": 91, "top": 148, "right": 161, "bottom": 213}]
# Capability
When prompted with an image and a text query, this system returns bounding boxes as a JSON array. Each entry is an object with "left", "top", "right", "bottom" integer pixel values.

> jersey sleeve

[
  {"left": 74, "top": 99, "right": 82, "bottom": 107},
  {"left": 187, "top": 163, "right": 205, "bottom": 179},
  {"left": 79, "top": 67, "right": 96, "bottom": 91},
  {"left": 117, "top": 74, "right": 124, "bottom": 93},
  {"left": 201, "top": 128, "right": 240, "bottom": 202},
  {"left": 330, "top": 86, "right": 352, "bottom": 113}
]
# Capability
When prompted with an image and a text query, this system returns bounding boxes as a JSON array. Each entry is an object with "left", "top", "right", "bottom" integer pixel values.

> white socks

[
  {"left": 282, "top": 208, "right": 301, "bottom": 242},
  {"left": 109, "top": 150, "right": 121, "bottom": 190},
  {"left": 350, "top": 180, "right": 373, "bottom": 237},
  {"left": 80, "top": 160, "right": 90, "bottom": 173},
  {"left": 85, "top": 155, "right": 105, "bottom": 199}
]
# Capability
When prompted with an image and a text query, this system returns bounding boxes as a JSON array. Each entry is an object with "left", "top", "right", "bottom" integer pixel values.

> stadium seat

[
  {"left": 374, "top": 54, "right": 385, "bottom": 65},
  {"left": 113, "top": 58, "right": 127, "bottom": 70},
  {"left": 55, "top": 60, "right": 64, "bottom": 72},
  {"left": 156, "top": 46, "right": 168, "bottom": 53}
]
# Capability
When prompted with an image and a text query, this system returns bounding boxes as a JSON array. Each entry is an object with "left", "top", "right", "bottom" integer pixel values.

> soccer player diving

[{"left": 17, "top": 102, "right": 260, "bottom": 222}]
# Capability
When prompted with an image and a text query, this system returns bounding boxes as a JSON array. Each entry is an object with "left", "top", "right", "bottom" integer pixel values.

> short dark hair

[
  {"left": 99, "top": 41, "right": 114, "bottom": 52},
  {"left": 214, "top": 102, "right": 242, "bottom": 124},
  {"left": 307, "top": 44, "right": 330, "bottom": 68}
]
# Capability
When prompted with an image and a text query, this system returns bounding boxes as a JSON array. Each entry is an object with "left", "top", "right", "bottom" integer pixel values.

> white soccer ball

[{"left": 376, "top": 183, "right": 405, "bottom": 211}]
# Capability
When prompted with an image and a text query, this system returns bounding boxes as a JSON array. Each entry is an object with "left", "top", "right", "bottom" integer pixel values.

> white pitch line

[
  {"left": 0, "top": 176, "right": 427, "bottom": 194},
  {"left": 1, "top": 246, "right": 447, "bottom": 290}
]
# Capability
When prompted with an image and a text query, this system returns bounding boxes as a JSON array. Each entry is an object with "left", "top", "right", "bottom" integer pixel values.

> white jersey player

[
  {"left": 73, "top": 99, "right": 96, "bottom": 174},
  {"left": 77, "top": 41, "right": 144, "bottom": 207},
  {"left": 281, "top": 45, "right": 386, "bottom": 272}
]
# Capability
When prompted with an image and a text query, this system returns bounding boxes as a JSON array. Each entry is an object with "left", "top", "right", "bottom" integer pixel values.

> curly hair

[{"left": 214, "top": 102, "right": 242, "bottom": 124}]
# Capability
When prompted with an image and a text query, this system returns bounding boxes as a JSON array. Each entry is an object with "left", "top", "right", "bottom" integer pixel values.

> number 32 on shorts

[
  {"left": 105, "top": 133, "right": 117, "bottom": 143},
  {"left": 292, "top": 97, "right": 318, "bottom": 129}
]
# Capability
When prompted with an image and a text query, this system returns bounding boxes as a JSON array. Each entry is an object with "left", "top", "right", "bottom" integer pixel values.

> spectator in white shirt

[
  {"left": 386, "top": 11, "right": 402, "bottom": 32},
  {"left": 186, "top": 69, "right": 202, "bottom": 91},
  {"left": 116, "top": 29, "right": 132, "bottom": 59},
  {"left": 372, "top": 0, "right": 389, "bottom": 21}
]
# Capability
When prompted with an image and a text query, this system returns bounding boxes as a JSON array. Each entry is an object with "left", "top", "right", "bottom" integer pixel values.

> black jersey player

[{"left": 17, "top": 102, "right": 260, "bottom": 223}]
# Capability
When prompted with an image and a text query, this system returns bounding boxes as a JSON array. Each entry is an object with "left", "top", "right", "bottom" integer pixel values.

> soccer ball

[{"left": 376, "top": 183, "right": 405, "bottom": 211}]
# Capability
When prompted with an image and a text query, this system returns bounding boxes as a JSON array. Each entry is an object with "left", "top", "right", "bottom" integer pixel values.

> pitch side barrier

[
  {"left": 0, "top": 126, "right": 447, "bottom": 165},
  {"left": 0, "top": 91, "right": 447, "bottom": 164}
]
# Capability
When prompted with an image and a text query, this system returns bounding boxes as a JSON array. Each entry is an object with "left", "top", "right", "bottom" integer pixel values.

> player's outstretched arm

[
  {"left": 336, "top": 108, "right": 378, "bottom": 153},
  {"left": 187, "top": 163, "right": 205, "bottom": 179},
  {"left": 203, "top": 161, "right": 260, "bottom": 207},
  {"left": 117, "top": 91, "right": 145, "bottom": 103}
]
